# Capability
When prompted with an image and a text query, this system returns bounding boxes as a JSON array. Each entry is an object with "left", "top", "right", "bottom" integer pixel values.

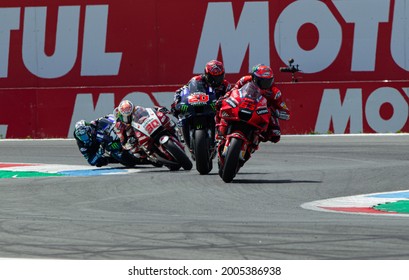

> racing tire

[
  {"left": 218, "top": 158, "right": 223, "bottom": 178},
  {"left": 222, "top": 137, "right": 242, "bottom": 183},
  {"left": 164, "top": 140, "right": 193, "bottom": 171},
  {"left": 151, "top": 161, "right": 164, "bottom": 168},
  {"left": 166, "top": 163, "right": 182, "bottom": 171},
  {"left": 194, "top": 130, "right": 212, "bottom": 175},
  {"left": 119, "top": 151, "right": 140, "bottom": 167}
]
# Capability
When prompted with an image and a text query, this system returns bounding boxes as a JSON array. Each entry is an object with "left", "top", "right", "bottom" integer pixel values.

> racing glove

[
  {"left": 88, "top": 146, "right": 105, "bottom": 166},
  {"left": 128, "top": 137, "right": 136, "bottom": 146},
  {"left": 155, "top": 106, "right": 170, "bottom": 114},
  {"left": 273, "top": 109, "right": 290, "bottom": 120},
  {"left": 123, "top": 136, "right": 137, "bottom": 150}
]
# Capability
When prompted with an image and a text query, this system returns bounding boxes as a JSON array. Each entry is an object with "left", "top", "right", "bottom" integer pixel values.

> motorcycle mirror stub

[
  {"left": 226, "top": 98, "right": 237, "bottom": 108},
  {"left": 159, "top": 135, "right": 170, "bottom": 144}
]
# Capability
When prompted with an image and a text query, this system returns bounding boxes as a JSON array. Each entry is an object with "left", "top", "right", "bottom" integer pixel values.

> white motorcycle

[{"left": 131, "top": 107, "right": 192, "bottom": 171}]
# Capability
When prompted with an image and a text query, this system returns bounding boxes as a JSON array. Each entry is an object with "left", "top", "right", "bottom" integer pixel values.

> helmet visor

[
  {"left": 257, "top": 77, "right": 274, "bottom": 90},
  {"left": 75, "top": 128, "right": 91, "bottom": 144},
  {"left": 78, "top": 133, "right": 90, "bottom": 143},
  {"left": 207, "top": 73, "right": 224, "bottom": 87}
]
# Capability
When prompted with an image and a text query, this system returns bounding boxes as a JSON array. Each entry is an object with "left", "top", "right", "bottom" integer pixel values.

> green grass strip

[
  {"left": 0, "top": 170, "right": 64, "bottom": 178},
  {"left": 374, "top": 200, "right": 409, "bottom": 213}
]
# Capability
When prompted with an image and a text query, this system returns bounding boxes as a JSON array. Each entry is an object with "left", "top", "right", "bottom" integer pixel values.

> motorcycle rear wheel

[{"left": 221, "top": 137, "right": 242, "bottom": 183}]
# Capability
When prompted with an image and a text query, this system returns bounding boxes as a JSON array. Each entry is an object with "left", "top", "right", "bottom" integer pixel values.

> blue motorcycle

[
  {"left": 176, "top": 79, "right": 217, "bottom": 174},
  {"left": 94, "top": 114, "right": 142, "bottom": 167}
]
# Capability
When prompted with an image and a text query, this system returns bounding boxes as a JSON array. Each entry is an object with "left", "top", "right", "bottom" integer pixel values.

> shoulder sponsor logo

[
  {"left": 239, "top": 109, "right": 252, "bottom": 114},
  {"left": 256, "top": 108, "right": 269, "bottom": 115}
]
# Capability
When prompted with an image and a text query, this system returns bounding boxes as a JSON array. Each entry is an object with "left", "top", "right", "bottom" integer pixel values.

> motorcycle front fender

[
  {"left": 159, "top": 135, "right": 170, "bottom": 144},
  {"left": 226, "top": 132, "right": 248, "bottom": 143},
  {"left": 225, "top": 131, "right": 252, "bottom": 160}
]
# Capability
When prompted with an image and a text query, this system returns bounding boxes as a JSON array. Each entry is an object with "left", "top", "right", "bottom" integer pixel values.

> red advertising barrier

[
  {"left": 0, "top": 0, "right": 408, "bottom": 138},
  {"left": 282, "top": 80, "right": 409, "bottom": 134},
  {"left": 1, "top": 81, "right": 408, "bottom": 138}
]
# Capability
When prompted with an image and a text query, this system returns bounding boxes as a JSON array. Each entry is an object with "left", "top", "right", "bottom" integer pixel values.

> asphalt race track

[{"left": 0, "top": 134, "right": 409, "bottom": 260}]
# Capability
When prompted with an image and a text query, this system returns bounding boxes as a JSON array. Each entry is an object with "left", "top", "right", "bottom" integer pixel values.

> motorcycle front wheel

[
  {"left": 221, "top": 137, "right": 242, "bottom": 183},
  {"left": 163, "top": 140, "right": 193, "bottom": 171},
  {"left": 194, "top": 129, "right": 212, "bottom": 175}
]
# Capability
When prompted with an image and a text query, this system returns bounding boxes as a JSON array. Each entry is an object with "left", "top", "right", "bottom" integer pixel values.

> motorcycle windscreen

[
  {"left": 238, "top": 82, "right": 263, "bottom": 100},
  {"left": 133, "top": 107, "right": 150, "bottom": 124},
  {"left": 238, "top": 83, "right": 267, "bottom": 122},
  {"left": 181, "top": 79, "right": 217, "bottom": 114}
]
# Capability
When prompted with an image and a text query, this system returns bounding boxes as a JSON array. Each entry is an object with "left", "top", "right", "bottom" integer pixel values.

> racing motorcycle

[
  {"left": 217, "top": 82, "right": 271, "bottom": 183},
  {"left": 131, "top": 107, "right": 193, "bottom": 171},
  {"left": 94, "top": 114, "right": 142, "bottom": 167},
  {"left": 176, "top": 79, "right": 217, "bottom": 174}
]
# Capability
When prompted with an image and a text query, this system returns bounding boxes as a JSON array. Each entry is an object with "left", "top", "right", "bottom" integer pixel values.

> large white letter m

[{"left": 194, "top": 2, "right": 270, "bottom": 74}]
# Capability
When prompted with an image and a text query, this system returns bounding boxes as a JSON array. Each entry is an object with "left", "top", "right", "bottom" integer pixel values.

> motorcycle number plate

[
  {"left": 188, "top": 92, "right": 209, "bottom": 105},
  {"left": 140, "top": 118, "right": 161, "bottom": 135},
  {"left": 239, "top": 99, "right": 256, "bottom": 110}
]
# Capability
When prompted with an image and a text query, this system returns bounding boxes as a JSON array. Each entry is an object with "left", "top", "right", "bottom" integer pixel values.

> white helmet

[{"left": 117, "top": 100, "right": 134, "bottom": 124}]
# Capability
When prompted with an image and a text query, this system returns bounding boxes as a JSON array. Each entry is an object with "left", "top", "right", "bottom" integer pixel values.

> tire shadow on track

[{"left": 231, "top": 179, "right": 322, "bottom": 184}]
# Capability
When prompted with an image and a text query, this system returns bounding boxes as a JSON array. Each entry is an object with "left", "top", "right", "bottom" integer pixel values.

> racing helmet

[
  {"left": 118, "top": 100, "right": 135, "bottom": 124},
  {"left": 112, "top": 107, "right": 120, "bottom": 120},
  {"left": 74, "top": 120, "right": 92, "bottom": 145},
  {"left": 251, "top": 64, "right": 274, "bottom": 90},
  {"left": 204, "top": 60, "right": 225, "bottom": 87}
]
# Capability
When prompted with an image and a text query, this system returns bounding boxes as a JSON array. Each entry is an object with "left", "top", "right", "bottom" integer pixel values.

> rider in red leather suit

[{"left": 216, "top": 64, "right": 290, "bottom": 143}]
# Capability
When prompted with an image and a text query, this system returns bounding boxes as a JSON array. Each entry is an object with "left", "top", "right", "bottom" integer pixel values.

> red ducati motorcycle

[{"left": 217, "top": 82, "right": 271, "bottom": 182}]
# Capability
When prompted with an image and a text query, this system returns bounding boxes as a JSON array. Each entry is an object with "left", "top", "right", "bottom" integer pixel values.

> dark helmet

[
  {"left": 74, "top": 120, "right": 92, "bottom": 145},
  {"left": 204, "top": 60, "right": 225, "bottom": 87},
  {"left": 251, "top": 64, "right": 274, "bottom": 90}
]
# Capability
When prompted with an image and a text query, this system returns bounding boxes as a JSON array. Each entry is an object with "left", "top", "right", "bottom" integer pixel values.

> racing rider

[
  {"left": 113, "top": 100, "right": 174, "bottom": 159},
  {"left": 215, "top": 64, "right": 290, "bottom": 143},
  {"left": 170, "top": 60, "right": 231, "bottom": 149},
  {"left": 113, "top": 100, "right": 145, "bottom": 159},
  {"left": 170, "top": 59, "right": 231, "bottom": 118},
  {"left": 73, "top": 119, "right": 111, "bottom": 167}
]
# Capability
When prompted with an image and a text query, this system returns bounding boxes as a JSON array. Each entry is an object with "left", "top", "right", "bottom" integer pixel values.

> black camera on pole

[{"left": 279, "top": 58, "right": 301, "bottom": 82}]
